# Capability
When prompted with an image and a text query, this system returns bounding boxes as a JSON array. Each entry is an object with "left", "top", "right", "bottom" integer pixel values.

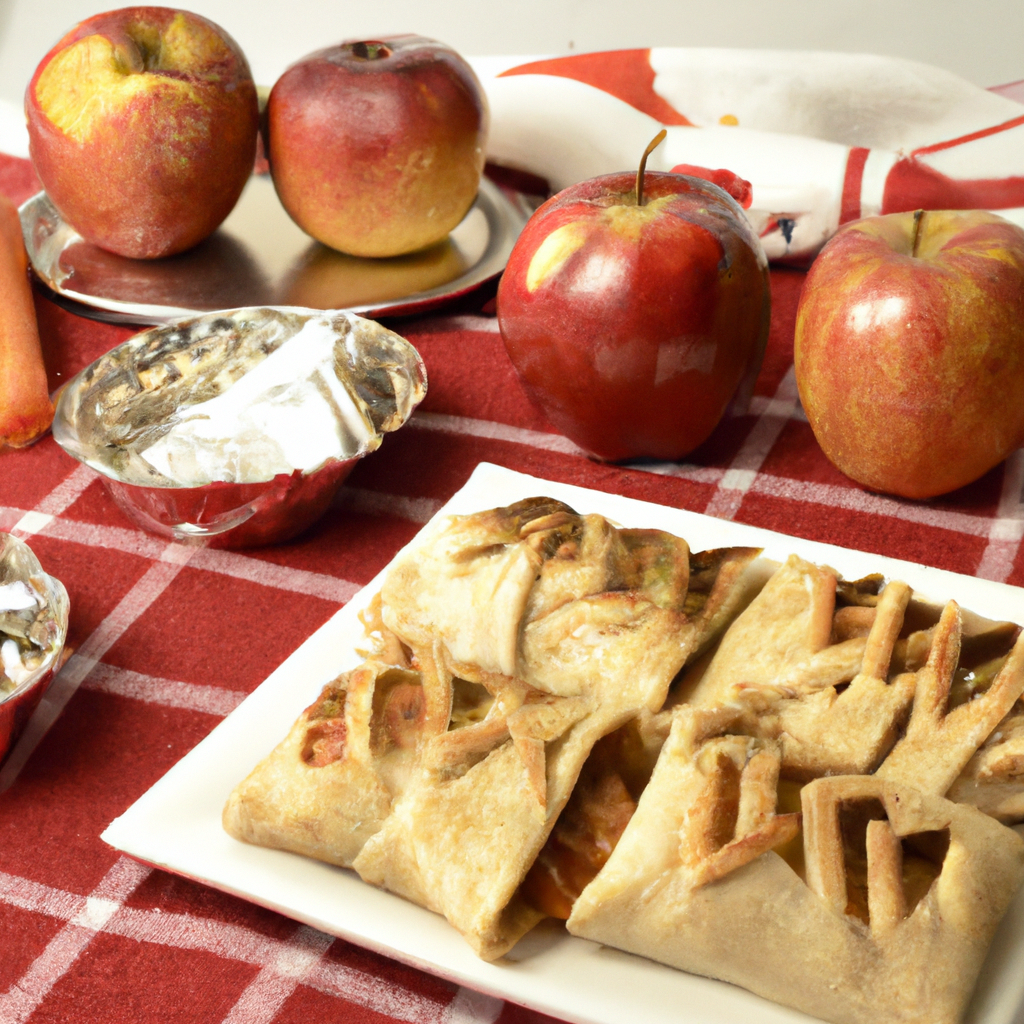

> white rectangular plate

[{"left": 102, "top": 462, "right": 1024, "bottom": 1024}]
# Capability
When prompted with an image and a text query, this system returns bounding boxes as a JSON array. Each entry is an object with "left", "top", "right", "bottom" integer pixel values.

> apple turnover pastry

[
  {"left": 225, "top": 497, "right": 763, "bottom": 957},
  {"left": 567, "top": 703, "right": 1024, "bottom": 1024},
  {"left": 225, "top": 497, "right": 1024, "bottom": 1024},
  {"left": 353, "top": 498, "right": 763, "bottom": 958},
  {"left": 565, "top": 557, "right": 1024, "bottom": 1024},
  {"left": 222, "top": 649, "right": 446, "bottom": 867}
]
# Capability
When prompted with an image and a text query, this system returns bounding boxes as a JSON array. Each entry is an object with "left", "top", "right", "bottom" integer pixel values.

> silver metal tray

[{"left": 20, "top": 175, "right": 529, "bottom": 325}]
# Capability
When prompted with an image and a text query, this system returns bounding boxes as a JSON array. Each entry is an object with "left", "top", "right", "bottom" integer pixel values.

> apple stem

[
  {"left": 911, "top": 209, "right": 924, "bottom": 258},
  {"left": 351, "top": 41, "right": 393, "bottom": 60},
  {"left": 635, "top": 129, "right": 667, "bottom": 207}
]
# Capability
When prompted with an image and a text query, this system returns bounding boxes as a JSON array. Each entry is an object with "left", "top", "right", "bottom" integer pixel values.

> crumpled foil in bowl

[
  {"left": 0, "top": 533, "right": 69, "bottom": 760},
  {"left": 52, "top": 306, "right": 427, "bottom": 546}
]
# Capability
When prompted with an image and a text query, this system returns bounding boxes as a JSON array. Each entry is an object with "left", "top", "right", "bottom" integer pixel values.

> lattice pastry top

[{"left": 224, "top": 502, "right": 1024, "bottom": 1023}]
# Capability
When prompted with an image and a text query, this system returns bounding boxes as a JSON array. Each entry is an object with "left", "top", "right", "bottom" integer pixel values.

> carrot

[{"left": 0, "top": 192, "right": 53, "bottom": 448}]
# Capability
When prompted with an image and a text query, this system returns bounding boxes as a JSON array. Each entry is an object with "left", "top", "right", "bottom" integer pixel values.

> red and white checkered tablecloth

[{"left": 1, "top": 148, "right": 1023, "bottom": 1024}]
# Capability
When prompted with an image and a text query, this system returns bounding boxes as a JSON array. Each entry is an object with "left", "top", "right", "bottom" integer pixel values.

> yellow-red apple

[
  {"left": 794, "top": 210, "right": 1024, "bottom": 499},
  {"left": 26, "top": 7, "right": 259, "bottom": 259},
  {"left": 267, "top": 36, "right": 488, "bottom": 258},
  {"left": 497, "top": 165, "right": 770, "bottom": 462}
]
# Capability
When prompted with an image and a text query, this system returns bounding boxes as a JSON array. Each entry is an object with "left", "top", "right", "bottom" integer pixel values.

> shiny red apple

[
  {"left": 794, "top": 209, "right": 1024, "bottom": 499},
  {"left": 267, "top": 36, "right": 488, "bottom": 258},
  {"left": 497, "top": 154, "right": 770, "bottom": 462},
  {"left": 25, "top": 7, "right": 258, "bottom": 260}
]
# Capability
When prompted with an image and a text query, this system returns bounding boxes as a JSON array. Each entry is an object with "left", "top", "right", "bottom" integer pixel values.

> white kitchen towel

[{"left": 471, "top": 50, "right": 1024, "bottom": 261}]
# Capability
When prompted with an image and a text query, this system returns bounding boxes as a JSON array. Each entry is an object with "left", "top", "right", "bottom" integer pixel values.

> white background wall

[{"left": 0, "top": 0, "right": 1021, "bottom": 105}]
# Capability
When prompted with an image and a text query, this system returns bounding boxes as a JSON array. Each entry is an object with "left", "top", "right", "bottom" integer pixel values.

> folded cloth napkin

[{"left": 470, "top": 49, "right": 1024, "bottom": 261}]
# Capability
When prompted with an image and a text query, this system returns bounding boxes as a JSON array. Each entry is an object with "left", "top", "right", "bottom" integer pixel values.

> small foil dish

[
  {"left": 52, "top": 307, "right": 427, "bottom": 547},
  {"left": 0, "top": 533, "right": 69, "bottom": 758}
]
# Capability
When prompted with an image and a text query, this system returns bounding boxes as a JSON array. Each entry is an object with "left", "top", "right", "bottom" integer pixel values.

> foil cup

[
  {"left": 0, "top": 533, "right": 69, "bottom": 761},
  {"left": 102, "top": 458, "right": 359, "bottom": 547},
  {"left": 52, "top": 307, "right": 427, "bottom": 547}
]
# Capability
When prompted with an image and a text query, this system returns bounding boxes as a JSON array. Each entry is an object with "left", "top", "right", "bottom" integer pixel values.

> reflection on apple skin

[{"left": 847, "top": 295, "right": 907, "bottom": 334}]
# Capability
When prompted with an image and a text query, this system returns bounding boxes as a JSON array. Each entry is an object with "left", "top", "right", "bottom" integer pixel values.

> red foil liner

[
  {"left": 0, "top": 663, "right": 56, "bottom": 759},
  {"left": 101, "top": 457, "right": 359, "bottom": 548}
]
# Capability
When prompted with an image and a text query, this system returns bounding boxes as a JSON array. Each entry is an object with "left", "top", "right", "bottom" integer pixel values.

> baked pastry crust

[
  {"left": 223, "top": 655, "right": 442, "bottom": 866},
  {"left": 223, "top": 498, "right": 1024, "bottom": 1024},
  {"left": 354, "top": 498, "right": 763, "bottom": 958},
  {"left": 567, "top": 705, "right": 1024, "bottom": 1024}
]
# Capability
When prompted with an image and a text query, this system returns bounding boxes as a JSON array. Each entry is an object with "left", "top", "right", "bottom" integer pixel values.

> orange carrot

[{"left": 0, "top": 192, "right": 53, "bottom": 448}]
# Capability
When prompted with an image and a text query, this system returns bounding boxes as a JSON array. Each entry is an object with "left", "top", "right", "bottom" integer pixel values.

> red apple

[
  {"left": 794, "top": 210, "right": 1024, "bottom": 499},
  {"left": 497, "top": 156, "right": 770, "bottom": 462},
  {"left": 26, "top": 7, "right": 258, "bottom": 259},
  {"left": 267, "top": 36, "right": 488, "bottom": 258}
]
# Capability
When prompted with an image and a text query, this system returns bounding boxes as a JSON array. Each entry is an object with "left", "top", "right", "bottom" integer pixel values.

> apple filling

[{"left": 520, "top": 722, "right": 653, "bottom": 918}]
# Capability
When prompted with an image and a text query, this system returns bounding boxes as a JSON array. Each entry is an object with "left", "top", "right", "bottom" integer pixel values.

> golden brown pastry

[
  {"left": 685, "top": 555, "right": 918, "bottom": 775},
  {"left": 224, "top": 497, "right": 1024, "bottom": 1024},
  {"left": 223, "top": 646, "right": 449, "bottom": 866},
  {"left": 683, "top": 555, "right": 1024, "bottom": 782},
  {"left": 921, "top": 613, "right": 1024, "bottom": 822},
  {"left": 876, "top": 600, "right": 1024, "bottom": 793},
  {"left": 948, "top": 710, "right": 1024, "bottom": 822},
  {"left": 353, "top": 498, "right": 763, "bottom": 959},
  {"left": 224, "top": 497, "right": 762, "bottom": 957},
  {"left": 567, "top": 705, "right": 1024, "bottom": 1024}
]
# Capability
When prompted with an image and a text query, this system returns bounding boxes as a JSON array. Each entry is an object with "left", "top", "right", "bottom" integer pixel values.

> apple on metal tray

[
  {"left": 267, "top": 35, "right": 489, "bottom": 259},
  {"left": 25, "top": 6, "right": 259, "bottom": 260}
]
